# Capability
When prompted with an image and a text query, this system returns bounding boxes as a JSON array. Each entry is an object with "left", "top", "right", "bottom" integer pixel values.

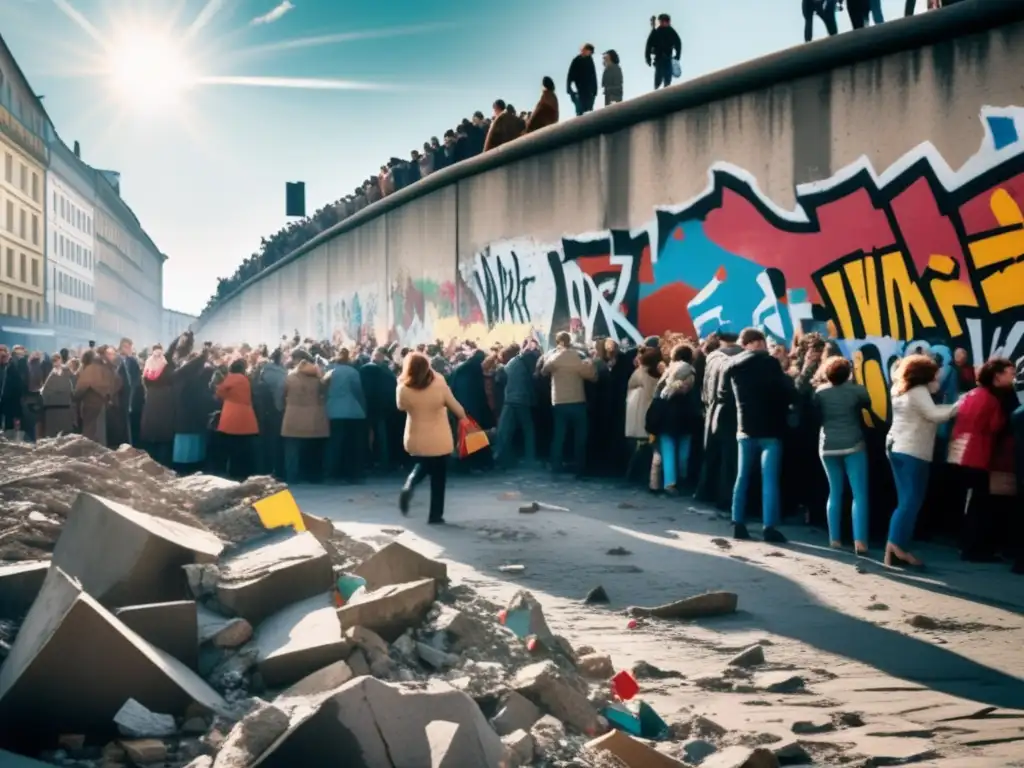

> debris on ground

[{"left": 626, "top": 591, "right": 738, "bottom": 621}]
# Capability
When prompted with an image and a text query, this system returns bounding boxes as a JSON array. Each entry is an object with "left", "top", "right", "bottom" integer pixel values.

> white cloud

[{"left": 251, "top": 0, "right": 294, "bottom": 25}]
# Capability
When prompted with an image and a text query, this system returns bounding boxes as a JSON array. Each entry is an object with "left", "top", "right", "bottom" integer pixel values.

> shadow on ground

[{"left": 292, "top": 471, "right": 1024, "bottom": 710}]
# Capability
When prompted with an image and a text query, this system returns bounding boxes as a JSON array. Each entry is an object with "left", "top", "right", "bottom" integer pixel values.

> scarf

[{"left": 143, "top": 352, "right": 167, "bottom": 381}]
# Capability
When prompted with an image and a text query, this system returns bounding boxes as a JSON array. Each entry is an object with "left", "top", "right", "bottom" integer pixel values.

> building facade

[
  {"left": 46, "top": 139, "right": 96, "bottom": 346},
  {"left": 0, "top": 37, "right": 50, "bottom": 333},
  {"left": 161, "top": 307, "right": 196, "bottom": 342},
  {"left": 93, "top": 175, "right": 165, "bottom": 346}
]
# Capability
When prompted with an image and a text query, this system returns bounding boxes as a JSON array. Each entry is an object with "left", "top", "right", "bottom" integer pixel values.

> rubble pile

[
  {"left": 0, "top": 436, "right": 370, "bottom": 565},
  {"left": 1, "top": 486, "right": 731, "bottom": 768}
]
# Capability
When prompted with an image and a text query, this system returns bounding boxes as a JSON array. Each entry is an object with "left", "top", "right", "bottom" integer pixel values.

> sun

[{"left": 103, "top": 26, "right": 197, "bottom": 112}]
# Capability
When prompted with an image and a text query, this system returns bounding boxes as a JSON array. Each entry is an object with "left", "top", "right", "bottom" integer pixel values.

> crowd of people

[{"left": 2, "top": 323, "right": 1022, "bottom": 571}]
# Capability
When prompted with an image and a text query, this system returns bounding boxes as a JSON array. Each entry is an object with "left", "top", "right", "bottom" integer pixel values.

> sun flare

[{"left": 103, "top": 26, "right": 197, "bottom": 112}]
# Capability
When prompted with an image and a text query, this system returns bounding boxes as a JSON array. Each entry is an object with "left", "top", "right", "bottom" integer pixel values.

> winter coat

[
  {"left": 397, "top": 373, "right": 466, "bottom": 458},
  {"left": 887, "top": 384, "right": 958, "bottom": 462},
  {"left": 74, "top": 361, "right": 118, "bottom": 444},
  {"left": 541, "top": 348, "right": 597, "bottom": 405},
  {"left": 324, "top": 362, "right": 367, "bottom": 420},
  {"left": 947, "top": 386, "right": 1007, "bottom": 471},
  {"left": 172, "top": 353, "right": 213, "bottom": 435},
  {"left": 449, "top": 350, "right": 493, "bottom": 429},
  {"left": 140, "top": 361, "right": 177, "bottom": 444},
  {"left": 814, "top": 382, "right": 871, "bottom": 455},
  {"left": 625, "top": 367, "right": 659, "bottom": 438},
  {"left": 40, "top": 367, "right": 75, "bottom": 437},
  {"left": 0, "top": 361, "right": 24, "bottom": 426},
  {"left": 566, "top": 54, "right": 598, "bottom": 97},
  {"left": 497, "top": 351, "right": 539, "bottom": 407},
  {"left": 281, "top": 361, "right": 329, "bottom": 439},
  {"left": 721, "top": 350, "right": 794, "bottom": 439},
  {"left": 215, "top": 373, "right": 259, "bottom": 436},
  {"left": 525, "top": 90, "right": 559, "bottom": 134},
  {"left": 602, "top": 63, "right": 624, "bottom": 103},
  {"left": 359, "top": 362, "right": 398, "bottom": 421},
  {"left": 483, "top": 112, "right": 522, "bottom": 152}
]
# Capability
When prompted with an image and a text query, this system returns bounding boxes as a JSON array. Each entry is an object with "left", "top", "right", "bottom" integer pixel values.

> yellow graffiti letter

[
  {"left": 843, "top": 256, "right": 883, "bottom": 338},
  {"left": 967, "top": 188, "right": 1024, "bottom": 315},
  {"left": 925, "top": 254, "right": 978, "bottom": 338},
  {"left": 880, "top": 250, "right": 935, "bottom": 340}
]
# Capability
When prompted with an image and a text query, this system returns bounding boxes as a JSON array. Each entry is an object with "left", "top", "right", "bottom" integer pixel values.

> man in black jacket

[
  {"left": 0, "top": 344, "right": 24, "bottom": 433},
  {"left": 566, "top": 44, "right": 598, "bottom": 116},
  {"left": 118, "top": 337, "right": 144, "bottom": 446},
  {"left": 720, "top": 327, "right": 794, "bottom": 543},
  {"left": 645, "top": 13, "right": 682, "bottom": 90}
]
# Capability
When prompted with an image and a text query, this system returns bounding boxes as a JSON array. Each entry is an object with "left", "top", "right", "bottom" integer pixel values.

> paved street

[{"left": 294, "top": 471, "right": 1024, "bottom": 766}]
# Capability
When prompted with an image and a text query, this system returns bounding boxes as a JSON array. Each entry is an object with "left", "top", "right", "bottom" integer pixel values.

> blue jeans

[
  {"left": 497, "top": 403, "right": 535, "bottom": 466},
  {"left": 659, "top": 434, "right": 692, "bottom": 488},
  {"left": 821, "top": 450, "right": 869, "bottom": 544},
  {"left": 731, "top": 437, "right": 782, "bottom": 528},
  {"left": 886, "top": 450, "right": 930, "bottom": 548},
  {"left": 551, "top": 403, "right": 587, "bottom": 472},
  {"left": 654, "top": 57, "right": 674, "bottom": 89}
]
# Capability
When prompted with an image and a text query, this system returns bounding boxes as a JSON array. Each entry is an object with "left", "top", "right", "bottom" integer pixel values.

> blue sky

[{"left": 0, "top": 0, "right": 917, "bottom": 316}]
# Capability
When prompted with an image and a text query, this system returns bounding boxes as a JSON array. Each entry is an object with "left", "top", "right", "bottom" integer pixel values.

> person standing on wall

[
  {"left": 802, "top": 0, "right": 838, "bottom": 42},
  {"left": 645, "top": 13, "right": 682, "bottom": 90},
  {"left": 566, "top": 44, "right": 598, "bottom": 116}
]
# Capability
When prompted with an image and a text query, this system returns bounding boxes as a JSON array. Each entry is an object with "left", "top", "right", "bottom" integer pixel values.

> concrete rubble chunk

[
  {"left": 114, "top": 697, "right": 177, "bottom": 738},
  {"left": 627, "top": 591, "right": 738, "bottom": 621},
  {"left": 279, "top": 660, "right": 354, "bottom": 699},
  {"left": 416, "top": 641, "right": 457, "bottom": 670},
  {"left": 701, "top": 746, "right": 780, "bottom": 768},
  {"left": 353, "top": 540, "right": 448, "bottom": 590},
  {"left": 585, "top": 729, "right": 686, "bottom": 767},
  {"left": 115, "top": 600, "right": 199, "bottom": 670},
  {"left": 186, "top": 758, "right": 214, "bottom": 768},
  {"left": 120, "top": 738, "right": 169, "bottom": 764},
  {"left": 432, "top": 606, "right": 486, "bottom": 652},
  {"left": 531, "top": 715, "right": 566, "bottom": 755},
  {"left": 51, "top": 493, "right": 224, "bottom": 608},
  {"left": 197, "top": 606, "right": 253, "bottom": 649},
  {"left": 217, "top": 530, "right": 333, "bottom": 626},
  {"left": 212, "top": 702, "right": 289, "bottom": 768},
  {"left": 184, "top": 564, "right": 221, "bottom": 599},
  {"left": 255, "top": 676, "right": 504, "bottom": 767},
  {"left": 491, "top": 691, "right": 543, "bottom": 736},
  {"left": 299, "top": 512, "right": 335, "bottom": 543},
  {"left": 0, "top": 566, "right": 227, "bottom": 751},
  {"left": 728, "top": 644, "right": 765, "bottom": 668},
  {"left": 337, "top": 578, "right": 437, "bottom": 643},
  {"left": 503, "top": 590, "right": 555, "bottom": 647},
  {"left": 346, "top": 648, "right": 371, "bottom": 677},
  {"left": 577, "top": 653, "right": 614, "bottom": 680},
  {"left": 0, "top": 560, "right": 50, "bottom": 616},
  {"left": 513, "top": 660, "right": 601, "bottom": 736},
  {"left": 501, "top": 729, "right": 535, "bottom": 766},
  {"left": 683, "top": 738, "right": 719, "bottom": 764},
  {"left": 254, "top": 593, "right": 350, "bottom": 689}
]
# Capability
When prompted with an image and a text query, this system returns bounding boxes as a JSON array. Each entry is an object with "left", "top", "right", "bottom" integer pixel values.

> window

[
  {"left": 34, "top": 301, "right": 39, "bottom": 321},
  {"left": 60, "top": 198, "right": 65, "bottom": 220},
  {"left": 19, "top": 209, "right": 25, "bottom": 239},
  {"left": 16, "top": 296, "right": 23, "bottom": 317},
  {"left": 5, "top": 200, "right": 11, "bottom": 232},
  {"left": 52, "top": 190, "right": 56, "bottom": 213},
  {"left": 31, "top": 172, "right": 38, "bottom": 202},
  {"left": 19, "top": 251, "right": 26, "bottom": 282},
  {"left": 31, "top": 258, "right": 38, "bottom": 286},
  {"left": 4, "top": 153, "right": 10, "bottom": 183},
  {"left": 19, "top": 163, "right": 26, "bottom": 193},
  {"left": 31, "top": 213, "right": 37, "bottom": 245},
  {"left": 4, "top": 248, "right": 11, "bottom": 277},
  {"left": 4, "top": 294, "right": 10, "bottom": 314}
]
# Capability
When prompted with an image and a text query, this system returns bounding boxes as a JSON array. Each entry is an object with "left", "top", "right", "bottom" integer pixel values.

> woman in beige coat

[
  {"left": 281, "top": 353, "right": 329, "bottom": 484},
  {"left": 397, "top": 352, "right": 467, "bottom": 524}
]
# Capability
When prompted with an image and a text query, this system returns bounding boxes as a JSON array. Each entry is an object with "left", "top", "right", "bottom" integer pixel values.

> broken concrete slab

[
  {"left": 337, "top": 578, "right": 437, "bottom": 643},
  {"left": 51, "top": 493, "right": 224, "bottom": 608},
  {"left": 255, "top": 676, "right": 504, "bottom": 767},
  {"left": 577, "top": 653, "right": 614, "bottom": 680},
  {"left": 197, "top": 605, "right": 253, "bottom": 649},
  {"left": 491, "top": 691, "right": 543, "bottom": 736},
  {"left": 432, "top": 606, "right": 487, "bottom": 652},
  {"left": 119, "top": 738, "right": 169, "bottom": 764},
  {"left": 352, "top": 541, "right": 447, "bottom": 590},
  {"left": 502, "top": 590, "right": 555, "bottom": 647},
  {"left": 701, "top": 746, "right": 780, "bottom": 767},
  {"left": 279, "top": 660, "right": 355, "bottom": 699},
  {"left": 217, "top": 530, "right": 333, "bottom": 626},
  {"left": 299, "top": 512, "right": 335, "bottom": 542},
  {"left": 114, "top": 698, "right": 177, "bottom": 738},
  {"left": 0, "top": 560, "right": 49, "bottom": 617},
  {"left": 627, "top": 591, "right": 738, "bottom": 621},
  {"left": 728, "top": 644, "right": 765, "bottom": 668},
  {"left": 115, "top": 601, "right": 198, "bottom": 670},
  {"left": 254, "top": 593, "right": 350, "bottom": 689},
  {"left": 213, "top": 702, "right": 290, "bottom": 768},
  {"left": 513, "top": 661, "right": 601, "bottom": 736},
  {"left": 0, "top": 567, "right": 226, "bottom": 751},
  {"left": 501, "top": 729, "right": 535, "bottom": 766},
  {"left": 346, "top": 648, "right": 370, "bottom": 677},
  {"left": 584, "top": 730, "right": 685, "bottom": 767}
]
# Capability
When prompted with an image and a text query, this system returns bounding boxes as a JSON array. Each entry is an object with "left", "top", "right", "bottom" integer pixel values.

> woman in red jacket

[
  {"left": 947, "top": 356, "right": 1017, "bottom": 562},
  {"left": 215, "top": 358, "right": 260, "bottom": 479}
]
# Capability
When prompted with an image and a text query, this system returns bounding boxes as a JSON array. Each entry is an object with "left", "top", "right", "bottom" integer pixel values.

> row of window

[
  {"left": 54, "top": 304, "right": 93, "bottom": 330},
  {"left": 3, "top": 246, "right": 40, "bottom": 287},
  {"left": 0, "top": 69, "right": 47, "bottom": 138},
  {"left": 3, "top": 197, "right": 39, "bottom": 247},
  {"left": 53, "top": 265, "right": 94, "bottom": 302},
  {"left": 2, "top": 293, "right": 41, "bottom": 322},
  {"left": 3, "top": 151, "right": 41, "bottom": 204},
  {"left": 53, "top": 230, "right": 93, "bottom": 271},
  {"left": 53, "top": 188, "right": 93, "bottom": 237}
]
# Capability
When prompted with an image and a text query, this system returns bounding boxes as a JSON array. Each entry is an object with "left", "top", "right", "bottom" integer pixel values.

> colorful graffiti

[{"left": 455, "top": 106, "right": 1024, "bottom": 420}]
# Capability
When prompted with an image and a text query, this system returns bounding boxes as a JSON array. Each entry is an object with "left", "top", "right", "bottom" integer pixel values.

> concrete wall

[{"left": 196, "top": 0, "right": 1024, "bottom": 421}]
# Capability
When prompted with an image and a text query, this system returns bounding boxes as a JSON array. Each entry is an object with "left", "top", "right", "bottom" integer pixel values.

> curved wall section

[{"left": 198, "top": 0, "right": 1024, "bottom": 417}]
